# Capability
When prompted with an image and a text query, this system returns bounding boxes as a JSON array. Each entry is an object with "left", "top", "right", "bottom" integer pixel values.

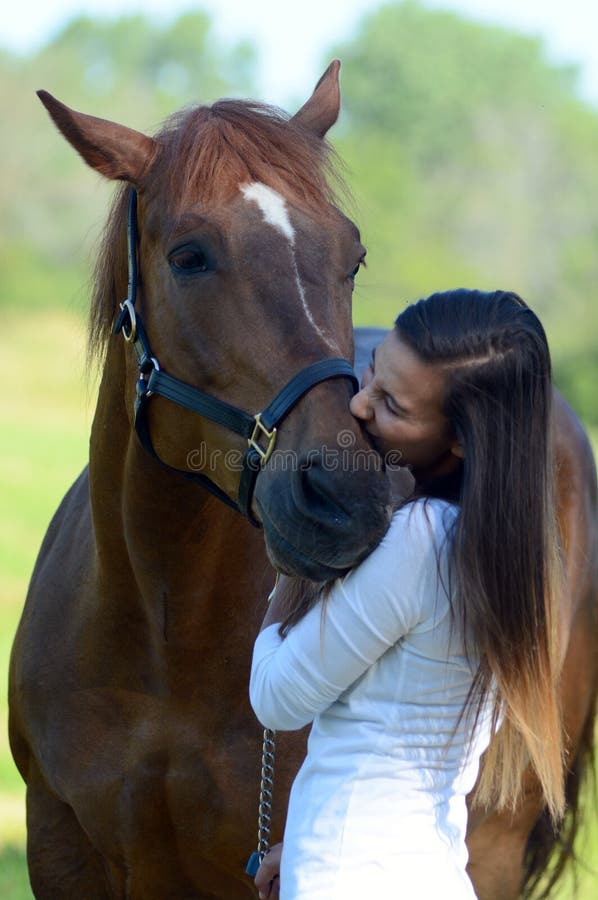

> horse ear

[
  {"left": 291, "top": 60, "right": 341, "bottom": 138},
  {"left": 37, "top": 90, "right": 158, "bottom": 184}
]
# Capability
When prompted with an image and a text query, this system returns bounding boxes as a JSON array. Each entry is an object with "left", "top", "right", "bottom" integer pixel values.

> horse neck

[{"left": 88, "top": 342, "right": 272, "bottom": 658}]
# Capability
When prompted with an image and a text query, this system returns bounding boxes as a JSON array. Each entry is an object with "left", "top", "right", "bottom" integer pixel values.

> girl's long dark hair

[
  {"left": 395, "top": 288, "right": 564, "bottom": 822},
  {"left": 278, "top": 288, "right": 564, "bottom": 821}
]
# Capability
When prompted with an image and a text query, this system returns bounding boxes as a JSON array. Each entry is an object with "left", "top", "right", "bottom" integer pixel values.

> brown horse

[
  {"left": 9, "top": 64, "right": 597, "bottom": 899},
  {"left": 9, "top": 62, "right": 390, "bottom": 899}
]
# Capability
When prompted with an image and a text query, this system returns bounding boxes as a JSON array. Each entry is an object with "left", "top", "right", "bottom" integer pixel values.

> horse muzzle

[{"left": 255, "top": 452, "right": 392, "bottom": 580}]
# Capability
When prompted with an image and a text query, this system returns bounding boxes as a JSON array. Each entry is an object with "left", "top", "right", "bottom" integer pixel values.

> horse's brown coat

[{"left": 10, "top": 66, "right": 597, "bottom": 899}]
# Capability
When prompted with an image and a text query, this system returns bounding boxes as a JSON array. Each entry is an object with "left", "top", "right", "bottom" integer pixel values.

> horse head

[{"left": 38, "top": 62, "right": 391, "bottom": 580}]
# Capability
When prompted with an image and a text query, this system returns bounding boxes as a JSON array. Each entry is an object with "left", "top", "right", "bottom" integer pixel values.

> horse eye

[
  {"left": 169, "top": 246, "right": 209, "bottom": 274},
  {"left": 349, "top": 261, "right": 362, "bottom": 281}
]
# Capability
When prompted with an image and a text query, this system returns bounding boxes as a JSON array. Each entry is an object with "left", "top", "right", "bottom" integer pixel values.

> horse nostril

[
  {"left": 257, "top": 454, "right": 392, "bottom": 576},
  {"left": 294, "top": 458, "right": 350, "bottom": 523}
]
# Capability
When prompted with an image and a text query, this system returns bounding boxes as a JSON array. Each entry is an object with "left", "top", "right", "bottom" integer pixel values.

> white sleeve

[{"left": 249, "top": 500, "right": 454, "bottom": 730}]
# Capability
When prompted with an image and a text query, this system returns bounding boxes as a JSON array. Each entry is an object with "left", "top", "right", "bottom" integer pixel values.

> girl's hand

[
  {"left": 259, "top": 575, "right": 291, "bottom": 632},
  {"left": 254, "top": 842, "right": 282, "bottom": 899}
]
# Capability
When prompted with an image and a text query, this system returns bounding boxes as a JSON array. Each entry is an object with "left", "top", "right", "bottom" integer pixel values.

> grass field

[
  {"left": 1, "top": 311, "right": 90, "bottom": 898},
  {"left": 1, "top": 309, "right": 597, "bottom": 897}
]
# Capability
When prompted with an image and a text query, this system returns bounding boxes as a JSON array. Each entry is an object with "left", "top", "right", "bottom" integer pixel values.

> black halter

[{"left": 113, "top": 189, "right": 359, "bottom": 526}]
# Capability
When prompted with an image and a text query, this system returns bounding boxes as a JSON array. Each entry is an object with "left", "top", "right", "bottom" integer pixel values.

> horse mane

[{"left": 88, "top": 99, "right": 347, "bottom": 364}]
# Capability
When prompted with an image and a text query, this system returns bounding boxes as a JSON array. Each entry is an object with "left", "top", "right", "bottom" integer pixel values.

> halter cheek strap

[{"left": 114, "top": 189, "right": 359, "bottom": 526}]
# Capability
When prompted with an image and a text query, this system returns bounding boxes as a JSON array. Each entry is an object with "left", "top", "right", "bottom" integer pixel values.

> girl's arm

[{"left": 250, "top": 502, "right": 453, "bottom": 731}]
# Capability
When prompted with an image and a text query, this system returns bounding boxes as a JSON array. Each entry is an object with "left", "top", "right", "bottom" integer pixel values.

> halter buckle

[
  {"left": 139, "top": 356, "right": 160, "bottom": 397},
  {"left": 248, "top": 414, "right": 277, "bottom": 465},
  {"left": 119, "top": 299, "right": 137, "bottom": 343}
]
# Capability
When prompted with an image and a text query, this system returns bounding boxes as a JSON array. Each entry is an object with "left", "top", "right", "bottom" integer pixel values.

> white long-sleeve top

[{"left": 250, "top": 498, "right": 493, "bottom": 899}]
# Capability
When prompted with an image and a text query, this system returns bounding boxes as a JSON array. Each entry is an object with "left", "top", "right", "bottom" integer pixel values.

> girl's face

[{"left": 350, "top": 329, "right": 463, "bottom": 480}]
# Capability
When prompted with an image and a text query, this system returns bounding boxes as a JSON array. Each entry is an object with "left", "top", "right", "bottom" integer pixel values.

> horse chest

[{"left": 41, "top": 684, "right": 260, "bottom": 860}]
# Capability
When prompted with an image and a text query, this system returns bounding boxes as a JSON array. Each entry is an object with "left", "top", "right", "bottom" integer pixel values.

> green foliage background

[{"left": 1, "top": 2, "right": 597, "bottom": 895}]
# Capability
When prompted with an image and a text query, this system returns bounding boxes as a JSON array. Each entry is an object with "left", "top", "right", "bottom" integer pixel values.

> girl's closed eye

[
  {"left": 385, "top": 397, "right": 401, "bottom": 416},
  {"left": 384, "top": 394, "right": 409, "bottom": 417}
]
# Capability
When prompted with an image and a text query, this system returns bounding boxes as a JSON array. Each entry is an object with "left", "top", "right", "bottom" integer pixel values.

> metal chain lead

[
  {"left": 257, "top": 573, "right": 279, "bottom": 860},
  {"left": 257, "top": 727, "right": 276, "bottom": 861},
  {"left": 246, "top": 573, "right": 279, "bottom": 878}
]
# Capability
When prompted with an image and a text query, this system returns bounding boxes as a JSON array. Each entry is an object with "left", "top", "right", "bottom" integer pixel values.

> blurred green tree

[
  {"left": 0, "top": 2, "right": 596, "bottom": 425},
  {"left": 329, "top": 1, "right": 598, "bottom": 425},
  {"left": 0, "top": 12, "right": 257, "bottom": 316}
]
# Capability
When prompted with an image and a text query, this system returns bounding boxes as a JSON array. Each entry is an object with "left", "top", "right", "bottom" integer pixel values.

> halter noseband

[{"left": 113, "top": 189, "right": 359, "bottom": 527}]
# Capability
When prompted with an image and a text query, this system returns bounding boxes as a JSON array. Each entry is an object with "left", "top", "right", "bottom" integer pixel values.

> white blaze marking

[
  {"left": 241, "top": 182, "right": 295, "bottom": 244},
  {"left": 240, "top": 181, "right": 338, "bottom": 351}
]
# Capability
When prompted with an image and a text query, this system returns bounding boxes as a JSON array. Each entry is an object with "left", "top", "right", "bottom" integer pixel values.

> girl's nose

[{"left": 350, "top": 386, "right": 373, "bottom": 421}]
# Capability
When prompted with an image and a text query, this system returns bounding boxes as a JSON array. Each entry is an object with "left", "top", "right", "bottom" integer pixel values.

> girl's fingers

[{"left": 255, "top": 843, "right": 283, "bottom": 898}]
